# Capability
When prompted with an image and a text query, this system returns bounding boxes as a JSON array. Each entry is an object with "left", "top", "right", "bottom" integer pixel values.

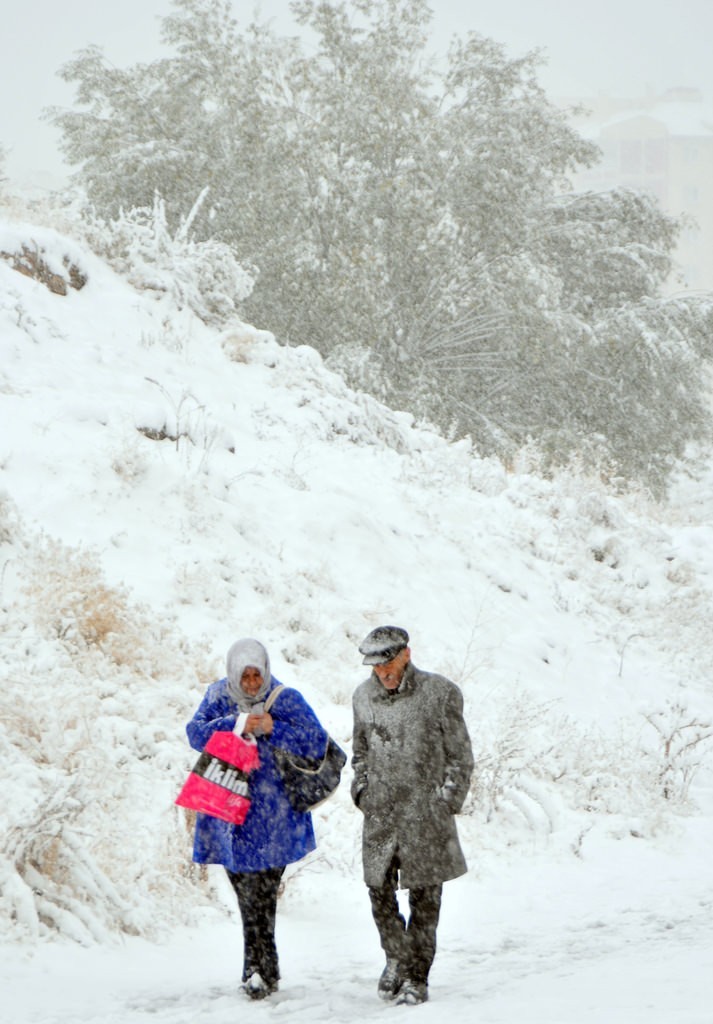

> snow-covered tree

[{"left": 48, "top": 0, "right": 713, "bottom": 491}]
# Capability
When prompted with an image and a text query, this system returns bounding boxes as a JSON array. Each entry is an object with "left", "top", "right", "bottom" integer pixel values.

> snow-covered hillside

[{"left": 1, "top": 213, "right": 712, "bottom": 1023}]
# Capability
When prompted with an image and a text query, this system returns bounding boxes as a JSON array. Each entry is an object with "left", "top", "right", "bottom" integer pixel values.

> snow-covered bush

[
  {"left": 643, "top": 701, "right": 713, "bottom": 803},
  {"left": 0, "top": 522, "right": 212, "bottom": 944},
  {"left": 0, "top": 488, "right": 17, "bottom": 546},
  {"left": 22, "top": 537, "right": 163, "bottom": 672},
  {"left": 0, "top": 653, "right": 205, "bottom": 944},
  {"left": 77, "top": 192, "right": 255, "bottom": 325},
  {"left": 465, "top": 690, "right": 706, "bottom": 842}
]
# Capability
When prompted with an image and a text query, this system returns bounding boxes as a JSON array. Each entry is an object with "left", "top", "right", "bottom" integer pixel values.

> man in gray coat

[{"left": 351, "top": 625, "right": 474, "bottom": 1005}]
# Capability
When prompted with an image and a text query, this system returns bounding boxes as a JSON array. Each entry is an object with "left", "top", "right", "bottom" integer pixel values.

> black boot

[{"left": 377, "top": 957, "right": 404, "bottom": 1000}]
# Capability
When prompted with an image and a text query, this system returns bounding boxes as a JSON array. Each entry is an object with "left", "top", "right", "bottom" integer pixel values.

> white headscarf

[{"left": 226, "top": 638, "right": 272, "bottom": 712}]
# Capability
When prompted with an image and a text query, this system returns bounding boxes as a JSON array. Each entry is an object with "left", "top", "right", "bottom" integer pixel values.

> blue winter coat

[{"left": 186, "top": 676, "right": 328, "bottom": 873}]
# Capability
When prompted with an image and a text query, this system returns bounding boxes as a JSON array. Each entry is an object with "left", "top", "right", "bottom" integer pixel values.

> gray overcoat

[{"left": 351, "top": 661, "right": 474, "bottom": 889}]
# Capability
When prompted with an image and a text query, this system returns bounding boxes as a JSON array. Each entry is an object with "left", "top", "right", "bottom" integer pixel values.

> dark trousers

[
  {"left": 226, "top": 866, "right": 285, "bottom": 987},
  {"left": 367, "top": 854, "right": 443, "bottom": 985}
]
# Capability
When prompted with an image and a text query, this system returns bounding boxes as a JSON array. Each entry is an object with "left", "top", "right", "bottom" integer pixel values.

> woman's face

[{"left": 240, "top": 666, "right": 264, "bottom": 697}]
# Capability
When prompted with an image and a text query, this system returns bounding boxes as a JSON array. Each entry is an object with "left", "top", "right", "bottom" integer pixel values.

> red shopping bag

[{"left": 175, "top": 731, "right": 260, "bottom": 824}]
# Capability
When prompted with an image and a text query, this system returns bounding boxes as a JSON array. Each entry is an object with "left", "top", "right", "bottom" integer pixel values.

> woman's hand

[{"left": 244, "top": 712, "right": 274, "bottom": 737}]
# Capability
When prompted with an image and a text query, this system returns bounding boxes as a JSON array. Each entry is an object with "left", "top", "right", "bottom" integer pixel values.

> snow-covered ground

[
  {"left": 1, "top": 212, "right": 712, "bottom": 1023},
  {"left": 5, "top": 824, "right": 713, "bottom": 1023}
]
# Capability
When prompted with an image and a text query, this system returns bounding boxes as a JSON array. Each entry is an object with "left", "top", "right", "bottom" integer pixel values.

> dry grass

[{"left": 21, "top": 537, "right": 171, "bottom": 673}]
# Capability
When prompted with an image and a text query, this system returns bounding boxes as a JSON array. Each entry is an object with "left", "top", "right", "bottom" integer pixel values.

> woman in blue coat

[{"left": 186, "top": 637, "right": 328, "bottom": 1000}]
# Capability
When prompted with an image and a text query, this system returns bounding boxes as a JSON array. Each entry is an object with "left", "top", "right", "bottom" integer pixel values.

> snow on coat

[
  {"left": 186, "top": 676, "right": 328, "bottom": 873},
  {"left": 351, "top": 661, "right": 474, "bottom": 889}
]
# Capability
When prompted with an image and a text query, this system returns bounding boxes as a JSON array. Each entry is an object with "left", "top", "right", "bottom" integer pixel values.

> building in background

[{"left": 561, "top": 87, "right": 713, "bottom": 294}]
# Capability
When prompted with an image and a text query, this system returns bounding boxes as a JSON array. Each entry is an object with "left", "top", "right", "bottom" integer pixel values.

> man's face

[{"left": 373, "top": 648, "right": 410, "bottom": 690}]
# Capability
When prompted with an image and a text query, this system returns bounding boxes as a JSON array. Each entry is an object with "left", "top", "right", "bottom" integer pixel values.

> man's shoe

[
  {"left": 377, "top": 957, "right": 403, "bottom": 1000},
  {"left": 395, "top": 979, "right": 428, "bottom": 1005}
]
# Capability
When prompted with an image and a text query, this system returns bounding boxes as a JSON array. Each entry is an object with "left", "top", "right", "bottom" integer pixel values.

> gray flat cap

[{"left": 359, "top": 625, "right": 410, "bottom": 665}]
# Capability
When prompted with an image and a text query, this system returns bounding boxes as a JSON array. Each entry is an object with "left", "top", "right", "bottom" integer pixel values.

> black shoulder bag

[{"left": 265, "top": 685, "right": 347, "bottom": 812}]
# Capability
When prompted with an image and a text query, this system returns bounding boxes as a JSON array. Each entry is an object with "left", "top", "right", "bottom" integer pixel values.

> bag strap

[
  {"left": 264, "top": 684, "right": 333, "bottom": 772},
  {"left": 262, "top": 684, "right": 331, "bottom": 770},
  {"left": 282, "top": 737, "right": 332, "bottom": 775},
  {"left": 264, "top": 684, "right": 286, "bottom": 713}
]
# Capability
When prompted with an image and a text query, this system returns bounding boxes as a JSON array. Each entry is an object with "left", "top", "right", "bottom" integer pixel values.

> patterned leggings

[{"left": 226, "top": 865, "right": 285, "bottom": 987}]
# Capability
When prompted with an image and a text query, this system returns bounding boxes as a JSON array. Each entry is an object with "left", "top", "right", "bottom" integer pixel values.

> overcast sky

[{"left": 2, "top": 0, "right": 712, "bottom": 187}]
